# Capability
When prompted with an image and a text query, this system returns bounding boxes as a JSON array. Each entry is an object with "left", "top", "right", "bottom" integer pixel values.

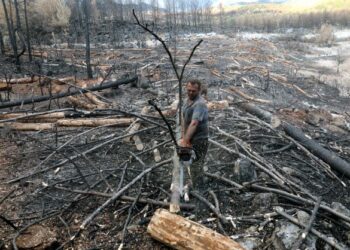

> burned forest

[{"left": 1, "top": 0, "right": 350, "bottom": 249}]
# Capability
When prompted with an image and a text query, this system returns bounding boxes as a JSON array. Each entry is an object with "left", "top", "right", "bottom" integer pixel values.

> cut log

[
  {"left": 207, "top": 100, "right": 230, "bottom": 110},
  {"left": 67, "top": 96, "right": 99, "bottom": 110},
  {"left": 0, "top": 122, "right": 55, "bottom": 131},
  {"left": 0, "top": 76, "right": 138, "bottom": 109},
  {"left": 84, "top": 92, "right": 109, "bottom": 108},
  {"left": 133, "top": 135, "right": 144, "bottom": 151},
  {"left": 56, "top": 118, "right": 134, "bottom": 127},
  {"left": 77, "top": 80, "right": 110, "bottom": 109},
  {"left": 0, "top": 76, "right": 39, "bottom": 85},
  {"left": 153, "top": 141, "right": 162, "bottom": 162},
  {"left": 147, "top": 208, "right": 245, "bottom": 250},
  {"left": 0, "top": 83, "right": 11, "bottom": 91},
  {"left": 228, "top": 87, "right": 271, "bottom": 104},
  {"left": 124, "top": 106, "right": 150, "bottom": 142},
  {"left": 170, "top": 153, "right": 181, "bottom": 213},
  {"left": 0, "top": 112, "right": 66, "bottom": 120}
]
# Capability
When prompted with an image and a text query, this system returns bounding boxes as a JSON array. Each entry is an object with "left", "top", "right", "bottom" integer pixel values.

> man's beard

[{"left": 188, "top": 94, "right": 198, "bottom": 100}]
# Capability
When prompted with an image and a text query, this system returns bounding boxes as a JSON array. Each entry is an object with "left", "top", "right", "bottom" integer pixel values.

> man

[{"left": 180, "top": 79, "right": 209, "bottom": 192}]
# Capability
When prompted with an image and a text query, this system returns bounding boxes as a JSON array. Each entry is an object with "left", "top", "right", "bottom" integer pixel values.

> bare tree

[
  {"left": 150, "top": 0, "right": 159, "bottom": 26},
  {"left": 190, "top": 0, "right": 200, "bottom": 31},
  {"left": 202, "top": 0, "right": 212, "bottom": 31},
  {"left": 23, "top": 0, "right": 32, "bottom": 61},
  {"left": 82, "top": 0, "right": 93, "bottom": 79},
  {"left": 178, "top": 0, "right": 186, "bottom": 28},
  {"left": 218, "top": 2, "right": 224, "bottom": 30},
  {"left": 0, "top": 27, "right": 5, "bottom": 55},
  {"left": 13, "top": 0, "right": 26, "bottom": 59},
  {"left": 13, "top": 0, "right": 21, "bottom": 31},
  {"left": 2, "top": 0, "right": 19, "bottom": 66},
  {"left": 136, "top": 0, "right": 144, "bottom": 23}
]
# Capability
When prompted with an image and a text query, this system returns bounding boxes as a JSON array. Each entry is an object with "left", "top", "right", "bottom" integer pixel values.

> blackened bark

[
  {"left": 2, "top": 0, "right": 19, "bottom": 66},
  {"left": 83, "top": 0, "right": 93, "bottom": 79},
  {"left": 0, "top": 29, "right": 5, "bottom": 55},
  {"left": 24, "top": 0, "right": 32, "bottom": 61}
]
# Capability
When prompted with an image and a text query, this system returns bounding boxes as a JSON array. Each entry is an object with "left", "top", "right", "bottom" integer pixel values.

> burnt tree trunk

[
  {"left": 0, "top": 29, "right": 5, "bottom": 55},
  {"left": 2, "top": 0, "right": 19, "bottom": 66},
  {"left": 83, "top": 0, "right": 93, "bottom": 79},
  {"left": 14, "top": 0, "right": 26, "bottom": 58},
  {"left": 24, "top": 0, "right": 32, "bottom": 62},
  {"left": 14, "top": 0, "right": 21, "bottom": 31}
]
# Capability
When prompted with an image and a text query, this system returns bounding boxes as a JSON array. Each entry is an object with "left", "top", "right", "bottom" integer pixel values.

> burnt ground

[{"left": 0, "top": 32, "right": 350, "bottom": 249}]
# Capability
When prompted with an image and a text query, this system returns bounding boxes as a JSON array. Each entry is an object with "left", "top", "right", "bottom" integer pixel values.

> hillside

[{"left": 215, "top": 0, "right": 350, "bottom": 13}]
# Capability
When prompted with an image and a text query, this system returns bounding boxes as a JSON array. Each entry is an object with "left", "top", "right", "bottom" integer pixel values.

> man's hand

[{"left": 179, "top": 138, "right": 192, "bottom": 148}]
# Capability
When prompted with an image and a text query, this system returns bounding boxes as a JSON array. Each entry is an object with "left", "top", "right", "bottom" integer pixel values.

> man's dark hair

[{"left": 187, "top": 79, "right": 202, "bottom": 90}]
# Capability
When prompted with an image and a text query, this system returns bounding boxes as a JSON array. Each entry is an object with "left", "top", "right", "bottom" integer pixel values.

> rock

[
  {"left": 258, "top": 172, "right": 269, "bottom": 180},
  {"left": 306, "top": 109, "right": 332, "bottom": 126},
  {"left": 15, "top": 224, "right": 58, "bottom": 250},
  {"left": 233, "top": 158, "right": 257, "bottom": 183},
  {"left": 272, "top": 220, "right": 317, "bottom": 250},
  {"left": 237, "top": 237, "right": 261, "bottom": 250},
  {"left": 296, "top": 210, "right": 310, "bottom": 225},
  {"left": 272, "top": 222, "right": 300, "bottom": 250},
  {"left": 324, "top": 124, "right": 347, "bottom": 134},
  {"left": 246, "top": 226, "right": 258, "bottom": 234},
  {"left": 252, "top": 193, "right": 277, "bottom": 212},
  {"left": 282, "top": 167, "right": 296, "bottom": 176}
]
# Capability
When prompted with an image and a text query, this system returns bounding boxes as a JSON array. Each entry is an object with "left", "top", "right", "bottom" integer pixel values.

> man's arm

[{"left": 182, "top": 120, "right": 199, "bottom": 147}]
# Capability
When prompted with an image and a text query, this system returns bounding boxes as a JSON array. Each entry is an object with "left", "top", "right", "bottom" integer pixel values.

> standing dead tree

[
  {"left": 1, "top": 0, "right": 19, "bottom": 67},
  {"left": 0, "top": 29, "right": 5, "bottom": 55},
  {"left": 82, "top": 0, "right": 93, "bottom": 79},
  {"left": 133, "top": 9, "right": 202, "bottom": 212},
  {"left": 23, "top": 0, "right": 32, "bottom": 62}
]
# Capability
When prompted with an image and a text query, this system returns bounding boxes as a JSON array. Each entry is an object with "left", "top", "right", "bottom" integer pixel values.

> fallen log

[
  {"left": 67, "top": 96, "right": 101, "bottom": 110},
  {"left": 0, "top": 122, "right": 55, "bottom": 131},
  {"left": 283, "top": 123, "right": 350, "bottom": 178},
  {"left": 0, "top": 76, "right": 138, "bottom": 109},
  {"left": 0, "top": 111, "right": 66, "bottom": 121},
  {"left": 228, "top": 87, "right": 271, "bottom": 104},
  {"left": 0, "top": 76, "right": 39, "bottom": 85},
  {"left": 0, "top": 83, "right": 11, "bottom": 91},
  {"left": 147, "top": 208, "right": 245, "bottom": 250},
  {"left": 237, "top": 102, "right": 350, "bottom": 178},
  {"left": 0, "top": 109, "right": 124, "bottom": 123},
  {"left": 56, "top": 118, "right": 133, "bottom": 127},
  {"left": 124, "top": 106, "right": 150, "bottom": 149},
  {"left": 207, "top": 100, "right": 230, "bottom": 110}
]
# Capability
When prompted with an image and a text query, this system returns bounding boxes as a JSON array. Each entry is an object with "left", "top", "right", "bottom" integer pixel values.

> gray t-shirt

[{"left": 183, "top": 95, "right": 209, "bottom": 142}]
